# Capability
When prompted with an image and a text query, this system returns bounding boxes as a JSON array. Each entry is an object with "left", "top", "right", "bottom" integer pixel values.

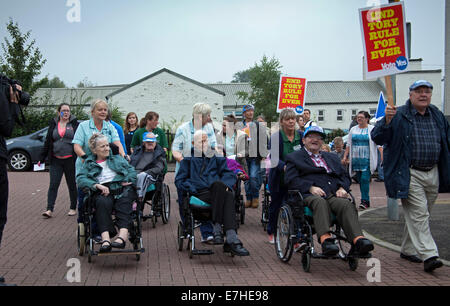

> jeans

[
  {"left": 355, "top": 170, "right": 371, "bottom": 202},
  {"left": 47, "top": 157, "right": 77, "bottom": 211},
  {"left": 244, "top": 157, "right": 261, "bottom": 201},
  {"left": 176, "top": 187, "right": 213, "bottom": 239}
]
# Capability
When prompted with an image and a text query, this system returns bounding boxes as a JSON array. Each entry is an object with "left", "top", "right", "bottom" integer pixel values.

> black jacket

[
  {"left": 284, "top": 147, "right": 351, "bottom": 199},
  {"left": 0, "top": 85, "right": 15, "bottom": 161},
  {"left": 129, "top": 143, "right": 166, "bottom": 178},
  {"left": 40, "top": 115, "right": 79, "bottom": 164}
]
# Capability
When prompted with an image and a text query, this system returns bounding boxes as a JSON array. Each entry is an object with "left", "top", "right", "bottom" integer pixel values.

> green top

[
  {"left": 281, "top": 130, "right": 302, "bottom": 161},
  {"left": 130, "top": 127, "right": 168, "bottom": 150},
  {"left": 280, "top": 130, "right": 302, "bottom": 186}
]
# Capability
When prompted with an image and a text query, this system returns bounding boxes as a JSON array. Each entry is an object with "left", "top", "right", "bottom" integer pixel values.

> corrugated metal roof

[
  {"left": 305, "top": 81, "right": 384, "bottom": 104},
  {"left": 34, "top": 86, "right": 122, "bottom": 105},
  {"left": 207, "top": 83, "right": 252, "bottom": 107}
]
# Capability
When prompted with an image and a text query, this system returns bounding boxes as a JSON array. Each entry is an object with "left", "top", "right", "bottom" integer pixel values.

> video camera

[{"left": 0, "top": 73, "right": 30, "bottom": 126}]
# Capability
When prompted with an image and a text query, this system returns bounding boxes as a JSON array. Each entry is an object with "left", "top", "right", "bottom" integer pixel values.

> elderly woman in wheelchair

[
  {"left": 280, "top": 126, "right": 374, "bottom": 271},
  {"left": 175, "top": 130, "right": 250, "bottom": 257},
  {"left": 76, "top": 133, "right": 137, "bottom": 253}
]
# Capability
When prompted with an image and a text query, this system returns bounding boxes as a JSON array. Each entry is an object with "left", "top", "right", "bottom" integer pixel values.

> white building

[{"left": 33, "top": 62, "right": 442, "bottom": 132}]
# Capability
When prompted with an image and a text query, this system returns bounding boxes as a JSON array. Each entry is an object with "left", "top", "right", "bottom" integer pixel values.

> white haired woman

[
  {"left": 72, "top": 99, "right": 126, "bottom": 223},
  {"left": 76, "top": 133, "right": 137, "bottom": 253}
]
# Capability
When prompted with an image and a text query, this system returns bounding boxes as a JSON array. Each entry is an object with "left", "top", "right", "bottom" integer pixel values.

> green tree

[
  {"left": 231, "top": 69, "right": 251, "bottom": 83},
  {"left": 0, "top": 18, "right": 47, "bottom": 95},
  {"left": 77, "top": 77, "right": 95, "bottom": 88},
  {"left": 39, "top": 76, "right": 66, "bottom": 88},
  {"left": 236, "top": 55, "right": 282, "bottom": 124}
]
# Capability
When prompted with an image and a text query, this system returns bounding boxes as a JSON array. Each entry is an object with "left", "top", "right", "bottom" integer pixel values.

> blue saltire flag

[{"left": 375, "top": 92, "right": 387, "bottom": 121}]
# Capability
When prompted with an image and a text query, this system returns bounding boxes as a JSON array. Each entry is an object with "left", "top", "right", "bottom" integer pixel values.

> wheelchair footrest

[
  {"left": 311, "top": 253, "right": 341, "bottom": 260},
  {"left": 96, "top": 248, "right": 145, "bottom": 256},
  {"left": 347, "top": 253, "right": 372, "bottom": 259},
  {"left": 192, "top": 249, "right": 214, "bottom": 255}
]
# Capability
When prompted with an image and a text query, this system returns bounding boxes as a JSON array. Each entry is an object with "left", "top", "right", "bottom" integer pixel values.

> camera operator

[{"left": 0, "top": 74, "right": 28, "bottom": 285}]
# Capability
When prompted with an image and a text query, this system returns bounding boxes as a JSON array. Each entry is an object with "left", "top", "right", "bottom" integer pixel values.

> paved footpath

[{"left": 0, "top": 171, "right": 449, "bottom": 286}]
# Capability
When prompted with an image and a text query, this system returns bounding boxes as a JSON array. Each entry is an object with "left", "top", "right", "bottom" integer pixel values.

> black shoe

[
  {"left": 424, "top": 257, "right": 443, "bottom": 273},
  {"left": 321, "top": 238, "right": 339, "bottom": 256},
  {"left": 0, "top": 276, "right": 4, "bottom": 283},
  {"left": 375, "top": 178, "right": 384, "bottom": 182},
  {"left": 353, "top": 238, "right": 374, "bottom": 256},
  {"left": 213, "top": 233, "right": 224, "bottom": 245},
  {"left": 111, "top": 237, "right": 126, "bottom": 249},
  {"left": 223, "top": 240, "right": 250, "bottom": 256},
  {"left": 400, "top": 253, "right": 423, "bottom": 263},
  {"left": 99, "top": 241, "right": 112, "bottom": 253},
  {"left": 359, "top": 200, "right": 370, "bottom": 210}
]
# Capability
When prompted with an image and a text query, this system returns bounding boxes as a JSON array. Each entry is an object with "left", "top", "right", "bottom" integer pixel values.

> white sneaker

[{"left": 201, "top": 235, "right": 214, "bottom": 244}]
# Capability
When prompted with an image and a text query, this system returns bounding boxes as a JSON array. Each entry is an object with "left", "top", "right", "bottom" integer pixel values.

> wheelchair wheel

[
  {"left": 348, "top": 257, "right": 359, "bottom": 271},
  {"left": 77, "top": 223, "right": 85, "bottom": 256},
  {"left": 301, "top": 247, "right": 311, "bottom": 272},
  {"left": 177, "top": 221, "right": 184, "bottom": 251},
  {"left": 275, "top": 204, "right": 294, "bottom": 263},
  {"left": 161, "top": 184, "right": 170, "bottom": 224}
]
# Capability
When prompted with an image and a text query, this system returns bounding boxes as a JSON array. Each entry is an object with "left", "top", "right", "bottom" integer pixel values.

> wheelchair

[
  {"left": 177, "top": 190, "right": 239, "bottom": 259},
  {"left": 261, "top": 175, "right": 270, "bottom": 231},
  {"left": 77, "top": 187, "right": 145, "bottom": 263},
  {"left": 274, "top": 190, "right": 371, "bottom": 272},
  {"left": 234, "top": 178, "right": 245, "bottom": 227},
  {"left": 139, "top": 174, "right": 171, "bottom": 228}
]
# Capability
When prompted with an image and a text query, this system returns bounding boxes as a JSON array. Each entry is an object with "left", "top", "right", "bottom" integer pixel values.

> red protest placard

[
  {"left": 359, "top": 1, "right": 409, "bottom": 79},
  {"left": 277, "top": 76, "right": 307, "bottom": 114}
]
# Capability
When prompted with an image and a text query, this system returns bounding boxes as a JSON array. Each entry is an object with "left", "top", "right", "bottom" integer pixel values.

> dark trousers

[
  {"left": 93, "top": 186, "right": 136, "bottom": 236},
  {"left": 0, "top": 161, "right": 8, "bottom": 247},
  {"left": 47, "top": 157, "right": 77, "bottom": 211},
  {"left": 267, "top": 188, "right": 287, "bottom": 235},
  {"left": 177, "top": 187, "right": 213, "bottom": 239},
  {"left": 304, "top": 195, "right": 363, "bottom": 243},
  {"left": 195, "top": 181, "right": 236, "bottom": 231}
]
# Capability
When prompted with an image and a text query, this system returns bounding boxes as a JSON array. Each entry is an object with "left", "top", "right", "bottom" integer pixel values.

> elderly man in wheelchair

[
  {"left": 284, "top": 126, "right": 374, "bottom": 259},
  {"left": 175, "top": 130, "right": 250, "bottom": 256},
  {"left": 129, "top": 132, "right": 168, "bottom": 221},
  {"left": 76, "top": 133, "right": 138, "bottom": 254}
]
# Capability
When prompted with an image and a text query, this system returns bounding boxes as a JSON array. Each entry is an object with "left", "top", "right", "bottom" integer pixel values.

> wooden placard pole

[
  {"left": 384, "top": 75, "right": 395, "bottom": 107},
  {"left": 384, "top": 75, "right": 399, "bottom": 220}
]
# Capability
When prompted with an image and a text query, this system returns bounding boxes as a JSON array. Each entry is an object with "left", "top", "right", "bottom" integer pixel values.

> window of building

[
  {"left": 337, "top": 110, "right": 343, "bottom": 121},
  {"left": 369, "top": 108, "right": 376, "bottom": 117},
  {"left": 351, "top": 109, "right": 357, "bottom": 120},
  {"left": 318, "top": 110, "right": 324, "bottom": 122}
]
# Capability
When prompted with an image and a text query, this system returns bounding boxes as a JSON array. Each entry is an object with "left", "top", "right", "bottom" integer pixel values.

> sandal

[
  {"left": 111, "top": 237, "right": 126, "bottom": 249},
  {"left": 99, "top": 240, "right": 112, "bottom": 253}
]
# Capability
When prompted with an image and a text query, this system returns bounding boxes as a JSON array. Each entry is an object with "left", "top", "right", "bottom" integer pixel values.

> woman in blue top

[
  {"left": 72, "top": 99, "right": 125, "bottom": 222},
  {"left": 343, "top": 111, "right": 378, "bottom": 209}
]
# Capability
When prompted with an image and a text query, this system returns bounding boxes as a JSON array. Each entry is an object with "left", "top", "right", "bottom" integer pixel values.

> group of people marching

[{"left": 36, "top": 79, "right": 449, "bottom": 273}]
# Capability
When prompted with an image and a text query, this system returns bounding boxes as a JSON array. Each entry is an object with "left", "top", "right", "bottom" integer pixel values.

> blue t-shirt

[{"left": 72, "top": 119, "right": 120, "bottom": 173}]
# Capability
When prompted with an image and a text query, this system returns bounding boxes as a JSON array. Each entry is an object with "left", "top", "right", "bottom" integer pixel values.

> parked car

[{"left": 6, "top": 127, "right": 48, "bottom": 171}]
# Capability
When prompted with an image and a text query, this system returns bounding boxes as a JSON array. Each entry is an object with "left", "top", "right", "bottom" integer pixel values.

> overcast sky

[{"left": 0, "top": 0, "right": 446, "bottom": 87}]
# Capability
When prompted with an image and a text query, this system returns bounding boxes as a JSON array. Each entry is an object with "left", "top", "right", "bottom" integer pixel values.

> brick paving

[{"left": 0, "top": 171, "right": 449, "bottom": 286}]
